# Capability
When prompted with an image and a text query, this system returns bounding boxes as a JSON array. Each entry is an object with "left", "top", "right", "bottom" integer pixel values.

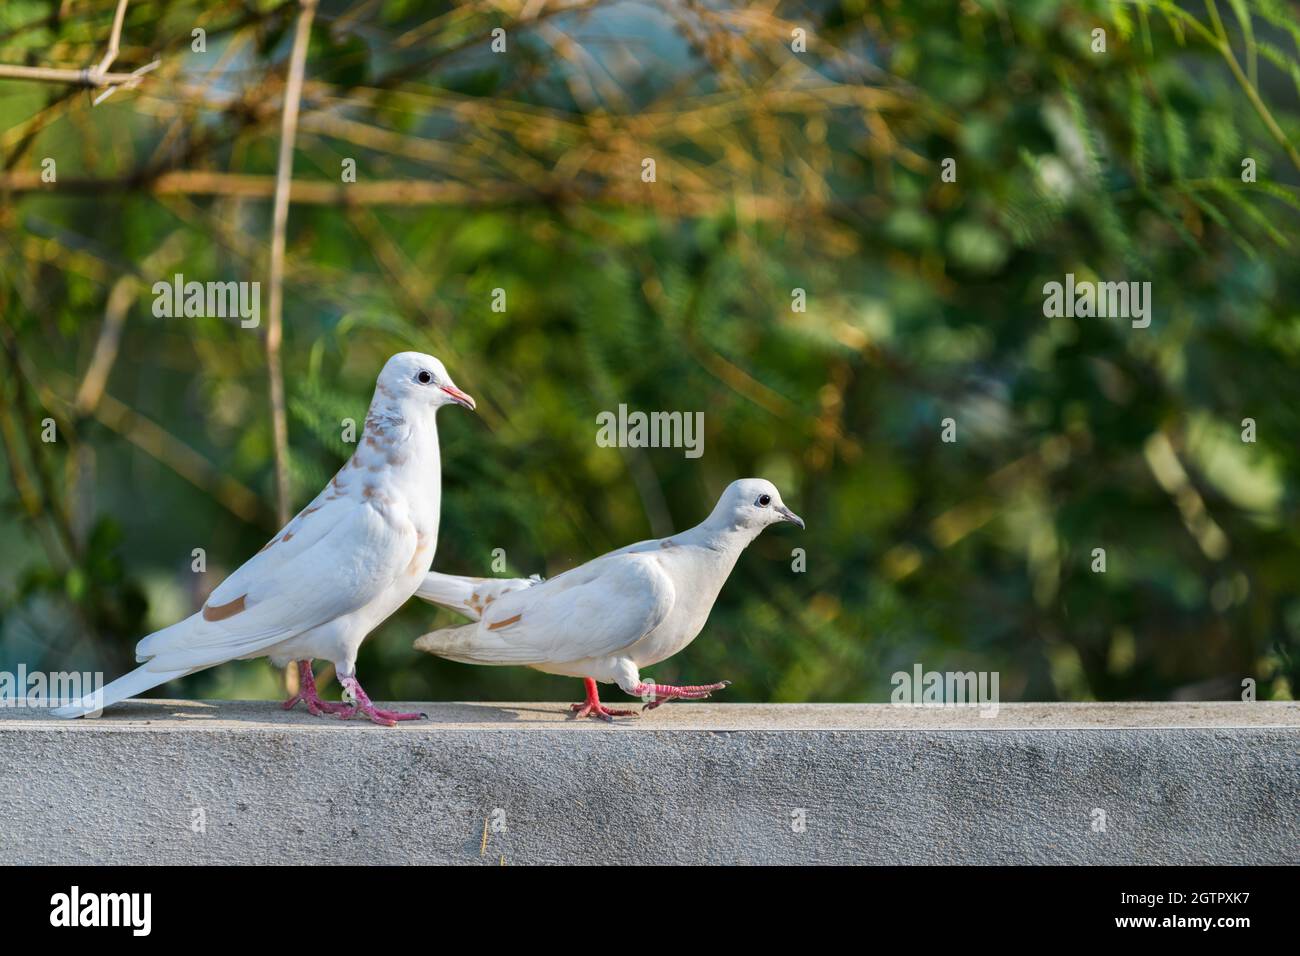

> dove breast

[{"left": 613, "top": 540, "right": 739, "bottom": 668}]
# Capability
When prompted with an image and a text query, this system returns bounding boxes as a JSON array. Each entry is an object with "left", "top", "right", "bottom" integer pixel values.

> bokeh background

[{"left": 1, "top": 0, "right": 1297, "bottom": 705}]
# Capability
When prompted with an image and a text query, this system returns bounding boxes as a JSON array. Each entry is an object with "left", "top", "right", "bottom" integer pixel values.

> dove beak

[
  {"left": 440, "top": 385, "right": 476, "bottom": 411},
  {"left": 775, "top": 505, "right": 805, "bottom": 529}
]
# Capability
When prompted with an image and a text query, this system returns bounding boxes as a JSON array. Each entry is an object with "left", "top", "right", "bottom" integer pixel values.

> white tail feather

[
  {"left": 50, "top": 662, "right": 194, "bottom": 718},
  {"left": 413, "top": 622, "right": 530, "bottom": 665},
  {"left": 415, "top": 571, "right": 541, "bottom": 621}
]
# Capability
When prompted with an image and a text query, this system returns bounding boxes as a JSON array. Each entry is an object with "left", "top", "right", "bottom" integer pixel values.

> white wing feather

[
  {"left": 415, "top": 552, "right": 674, "bottom": 665},
  {"left": 138, "top": 498, "right": 415, "bottom": 671}
]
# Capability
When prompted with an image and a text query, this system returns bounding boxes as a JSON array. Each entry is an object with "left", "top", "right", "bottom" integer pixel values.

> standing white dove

[
  {"left": 413, "top": 478, "right": 803, "bottom": 719},
  {"left": 53, "top": 351, "right": 476, "bottom": 726}
]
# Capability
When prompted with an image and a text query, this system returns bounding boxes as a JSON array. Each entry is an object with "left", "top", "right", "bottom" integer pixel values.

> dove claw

[
  {"left": 569, "top": 702, "right": 635, "bottom": 720},
  {"left": 282, "top": 661, "right": 353, "bottom": 717},
  {"left": 569, "top": 678, "right": 637, "bottom": 720},
  {"left": 635, "top": 680, "right": 731, "bottom": 712},
  {"left": 321, "top": 675, "right": 422, "bottom": 726}
]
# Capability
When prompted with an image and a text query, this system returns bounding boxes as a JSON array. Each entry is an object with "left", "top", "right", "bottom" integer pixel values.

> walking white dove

[
  {"left": 52, "top": 351, "right": 476, "bottom": 725},
  {"left": 413, "top": 478, "right": 803, "bottom": 719}
]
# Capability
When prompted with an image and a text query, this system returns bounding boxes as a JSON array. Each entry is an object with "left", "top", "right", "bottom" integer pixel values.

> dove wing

[
  {"left": 137, "top": 496, "right": 415, "bottom": 671},
  {"left": 459, "top": 552, "right": 676, "bottom": 665}
]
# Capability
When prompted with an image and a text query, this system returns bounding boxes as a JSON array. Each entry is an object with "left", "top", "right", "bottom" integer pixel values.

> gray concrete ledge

[{"left": 2, "top": 701, "right": 1296, "bottom": 864}]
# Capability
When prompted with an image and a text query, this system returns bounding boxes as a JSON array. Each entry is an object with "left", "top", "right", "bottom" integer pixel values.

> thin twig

[
  {"left": 39, "top": 366, "right": 276, "bottom": 527},
  {"left": 83, "top": 389, "right": 277, "bottom": 527},
  {"left": 0, "top": 399, "right": 75, "bottom": 571},
  {"left": 265, "top": 0, "right": 318, "bottom": 526},
  {"left": 94, "top": 0, "right": 131, "bottom": 75},
  {"left": 0, "top": 169, "right": 844, "bottom": 219},
  {"left": 1203, "top": 0, "right": 1300, "bottom": 173},
  {"left": 75, "top": 230, "right": 185, "bottom": 415},
  {"left": 0, "top": 332, "right": 81, "bottom": 563},
  {"left": 0, "top": 0, "right": 158, "bottom": 102},
  {"left": 75, "top": 275, "right": 136, "bottom": 414},
  {"left": 0, "top": 63, "right": 145, "bottom": 86}
]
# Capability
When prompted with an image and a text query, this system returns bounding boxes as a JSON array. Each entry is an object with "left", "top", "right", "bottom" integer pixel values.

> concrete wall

[{"left": 2, "top": 700, "right": 1296, "bottom": 864}]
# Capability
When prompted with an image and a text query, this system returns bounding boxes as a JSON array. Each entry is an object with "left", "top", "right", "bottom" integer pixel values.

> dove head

[
  {"left": 370, "top": 352, "right": 476, "bottom": 418},
  {"left": 703, "top": 478, "right": 804, "bottom": 537}
]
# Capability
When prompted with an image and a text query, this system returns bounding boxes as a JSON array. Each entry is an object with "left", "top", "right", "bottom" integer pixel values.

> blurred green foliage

[{"left": 1, "top": 0, "right": 1298, "bottom": 705}]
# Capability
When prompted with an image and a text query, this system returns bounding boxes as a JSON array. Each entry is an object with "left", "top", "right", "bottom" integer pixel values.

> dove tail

[
  {"left": 415, "top": 571, "right": 542, "bottom": 622},
  {"left": 413, "top": 622, "right": 476, "bottom": 660},
  {"left": 413, "top": 623, "right": 519, "bottom": 665},
  {"left": 50, "top": 662, "right": 193, "bottom": 718}
]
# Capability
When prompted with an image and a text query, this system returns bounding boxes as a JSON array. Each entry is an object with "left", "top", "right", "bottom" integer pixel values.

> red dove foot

[
  {"left": 569, "top": 678, "right": 638, "bottom": 721},
  {"left": 282, "top": 661, "right": 351, "bottom": 717},
  {"left": 637, "top": 680, "right": 731, "bottom": 711},
  {"left": 333, "top": 675, "right": 427, "bottom": 727}
]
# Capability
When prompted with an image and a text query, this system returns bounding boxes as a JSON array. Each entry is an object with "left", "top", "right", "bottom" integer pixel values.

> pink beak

[{"left": 440, "top": 384, "right": 476, "bottom": 411}]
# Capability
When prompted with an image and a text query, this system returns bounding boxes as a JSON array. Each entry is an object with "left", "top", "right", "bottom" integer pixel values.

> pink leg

[
  {"left": 569, "top": 677, "right": 637, "bottom": 721},
  {"left": 634, "top": 679, "right": 731, "bottom": 711},
  {"left": 334, "top": 675, "right": 426, "bottom": 727},
  {"left": 282, "top": 661, "right": 350, "bottom": 717}
]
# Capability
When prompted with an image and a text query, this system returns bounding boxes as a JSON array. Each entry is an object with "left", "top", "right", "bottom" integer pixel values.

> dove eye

[
  {"left": 756, "top": 494, "right": 772, "bottom": 507},
  {"left": 415, "top": 370, "right": 434, "bottom": 385}
]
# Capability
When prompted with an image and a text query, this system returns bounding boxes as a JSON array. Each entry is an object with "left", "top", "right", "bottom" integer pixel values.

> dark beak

[
  {"left": 440, "top": 384, "right": 476, "bottom": 411},
  {"left": 775, "top": 505, "right": 805, "bottom": 529}
]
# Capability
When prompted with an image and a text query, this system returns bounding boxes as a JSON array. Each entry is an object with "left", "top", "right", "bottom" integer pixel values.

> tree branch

[
  {"left": 0, "top": 0, "right": 159, "bottom": 103},
  {"left": 0, "top": 169, "right": 827, "bottom": 219},
  {"left": 264, "top": 0, "right": 318, "bottom": 527},
  {"left": 95, "top": 0, "right": 131, "bottom": 76},
  {"left": 0, "top": 63, "right": 146, "bottom": 86},
  {"left": 79, "top": 388, "right": 277, "bottom": 528}
]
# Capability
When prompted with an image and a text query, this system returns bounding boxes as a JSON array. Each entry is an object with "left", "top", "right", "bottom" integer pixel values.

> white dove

[
  {"left": 52, "top": 351, "right": 476, "bottom": 726},
  {"left": 413, "top": 478, "right": 803, "bottom": 719}
]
